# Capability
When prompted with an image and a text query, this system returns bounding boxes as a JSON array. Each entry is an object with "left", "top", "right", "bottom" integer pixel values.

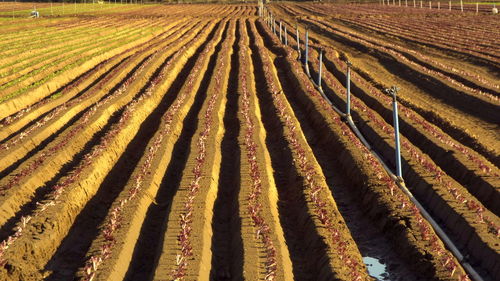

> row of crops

[{"left": 0, "top": 2, "right": 498, "bottom": 281}]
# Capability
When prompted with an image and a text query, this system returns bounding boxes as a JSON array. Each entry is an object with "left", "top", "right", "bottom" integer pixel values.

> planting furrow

[
  {"left": 271, "top": 15, "right": 500, "bottom": 278},
  {"left": 209, "top": 20, "right": 244, "bottom": 281},
  {"left": 257, "top": 18, "right": 471, "bottom": 280},
  {"left": 0, "top": 24, "right": 107, "bottom": 72},
  {"left": 0, "top": 22, "right": 154, "bottom": 100},
  {"left": 0, "top": 20, "right": 151, "bottom": 81},
  {"left": 150, "top": 19, "right": 235, "bottom": 281},
  {"left": 0, "top": 26, "right": 144, "bottom": 94},
  {"left": 0, "top": 21, "right": 116, "bottom": 73},
  {"left": 284, "top": 18, "right": 500, "bottom": 170},
  {"left": 256, "top": 19, "right": 424, "bottom": 281},
  {"left": 271, "top": 9, "right": 498, "bottom": 100},
  {"left": 331, "top": 18, "right": 498, "bottom": 100},
  {"left": 337, "top": 16, "right": 500, "bottom": 64},
  {"left": 43, "top": 21, "right": 224, "bottom": 281},
  {"left": 0, "top": 19, "right": 193, "bottom": 173},
  {"left": 300, "top": 18, "right": 499, "bottom": 124},
  {"left": 314, "top": 51, "right": 500, "bottom": 215},
  {"left": 0, "top": 20, "right": 207, "bottom": 245},
  {"left": 303, "top": 18, "right": 499, "bottom": 105},
  {"left": 0, "top": 20, "right": 103, "bottom": 58},
  {"left": 119, "top": 20, "right": 228, "bottom": 281},
  {"left": 0, "top": 18, "right": 188, "bottom": 139},
  {"left": 250, "top": 20, "right": 371, "bottom": 280},
  {"left": 277, "top": 22, "right": 500, "bottom": 218},
  {"left": 0, "top": 19, "right": 213, "bottom": 281},
  {"left": 232, "top": 20, "right": 295, "bottom": 281},
  {"left": 0, "top": 21, "right": 168, "bottom": 120},
  {"left": 305, "top": 45, "right": 500, "bottom": 279}
]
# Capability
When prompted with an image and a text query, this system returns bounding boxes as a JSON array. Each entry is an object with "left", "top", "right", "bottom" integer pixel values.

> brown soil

[{"left": 0, "top": 3, "right": 497, "bottom": 281}]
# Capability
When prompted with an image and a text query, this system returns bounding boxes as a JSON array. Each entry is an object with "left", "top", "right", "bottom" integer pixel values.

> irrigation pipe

[
  {"left": 308, "top": 45, "right": 484, "bottom": 281},
  {"left": 261, "top": 9, "right": 485, "bottom": 281}
]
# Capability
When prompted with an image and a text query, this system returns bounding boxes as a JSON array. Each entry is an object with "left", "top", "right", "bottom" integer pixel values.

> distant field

[{"left": 0, "top": 2, "right": 152, "bottom": 17}]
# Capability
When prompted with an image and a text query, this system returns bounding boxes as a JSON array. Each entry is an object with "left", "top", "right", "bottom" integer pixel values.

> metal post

[
  {"left": 305, "top": 29, "right": 310, "bottom": 76},
  {"left": 387, "top": 86, "right": 403, "bottom": 180},
  {"left": 476, "top": 2, "right": 478, "bottom": 13},
  {"left": 449, "top": 1, "right": 451, "bottom": 10},
  {"left": 346, "top": 61, "right": 352, "bottom": 116},
  {"left": 284, "top": 25, "right": 288, "bottom": 46},
  {"left": 296, "top": 25, "right": 301, "bottom": 60},
  {"left": 460, "top": 0, "right": 463, "bottom": 11},
  {"left": 318, "top": 49, "right": 323, "bottom": 89}
]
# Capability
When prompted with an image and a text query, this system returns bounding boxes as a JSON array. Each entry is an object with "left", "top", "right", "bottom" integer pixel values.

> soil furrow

[
  {"left": 0, "top": 5, "right": 497, "bottom": 281},
  {"left": 256, "top": 18, "right": 427, "bottom": 281},
  {"left": 298, "top": 19, "right": 500, "bottom": 163},
  {"left": 44, "top": 21, "right": 220, "bottom": 281},
  {"left": 250, "top": 19, "right": 370, "bottom": 280},
  {"left": 0, "top": 19, "right": 213, "bottom": 281},
  {"left": 0, "top": 20, "right": 207, "bottom": 245},
  {"left": 117, "top": 20, "right": 227, "bottom": 281},
  {"left": 0, "top": 21, "right": 168, "bottom": 120},
  {"left": 209, "top": 19, "right": 244, "bottom": 281},
  {"left": 0, "top": 18, "right": 189, "bottom": 141},
  {"left": 151, "top": 19, "right": 234, "bottom": 281},
  {"left": 256, "top": 17, "right": 469, "bottom": 280},
  {"left": 313, "top": 53, "right": 499, "bottom": 215},
  {"left": 0, "top": 19, "right": 195, "bottom": 174}
]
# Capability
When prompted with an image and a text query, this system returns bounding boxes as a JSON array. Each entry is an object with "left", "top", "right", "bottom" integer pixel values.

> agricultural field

[{"left": 0, "top": 1, "right": 498, "bottom": 281}]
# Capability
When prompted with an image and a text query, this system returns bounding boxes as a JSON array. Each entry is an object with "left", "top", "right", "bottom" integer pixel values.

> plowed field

[{"left": 0, "top": 2, "right": 498, "bottom": 281}]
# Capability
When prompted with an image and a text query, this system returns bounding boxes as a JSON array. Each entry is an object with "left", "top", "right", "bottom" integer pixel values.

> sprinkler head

[{"left": 385, "top": 86, "right": 400, "bottom": 101}]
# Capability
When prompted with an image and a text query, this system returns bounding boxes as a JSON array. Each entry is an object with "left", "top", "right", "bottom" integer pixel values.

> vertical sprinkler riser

[
  {"left": 346, "top": 62, "right": 351, "bottom": 116},
  {"left": 388, "top": 86, "right": 403, "bottom": 180},
  {"left": 318, "top": 49, "right": 323, "bottom": 88},
  {"left": 305, "top": 29, "right": 310, "bottom": 76}
]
